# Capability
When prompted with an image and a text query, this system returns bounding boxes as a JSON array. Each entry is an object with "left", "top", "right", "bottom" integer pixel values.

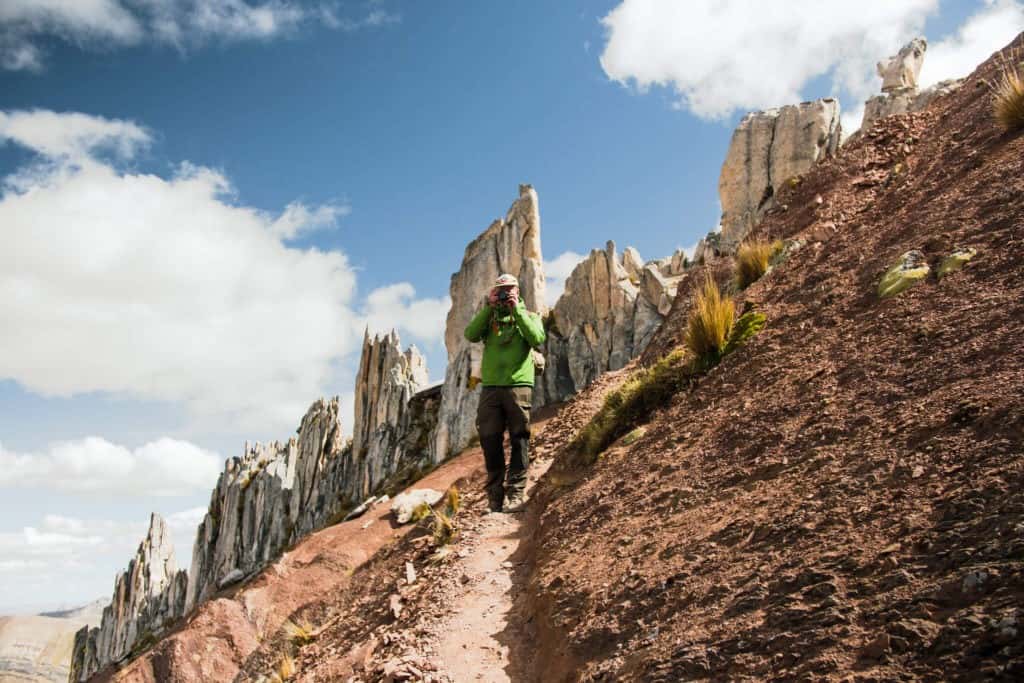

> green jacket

[{"left": 464, "top": 301, "right": 546, "bottom": 387}]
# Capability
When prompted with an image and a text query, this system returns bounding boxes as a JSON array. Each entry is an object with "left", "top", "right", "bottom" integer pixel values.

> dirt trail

[{"left": 429, "top": 458, "right": 552, "bottom": 683}]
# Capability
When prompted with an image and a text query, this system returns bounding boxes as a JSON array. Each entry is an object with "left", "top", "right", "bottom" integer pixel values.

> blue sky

[{"left": 0, "top": 0, "right": 1019, "bottom": 614}]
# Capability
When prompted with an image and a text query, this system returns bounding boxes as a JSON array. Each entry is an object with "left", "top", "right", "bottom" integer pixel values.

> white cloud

[
  {"left": 920, "top": 0, "right": 1024, "bottom": 88},
  {"left": 0, "top": 0, "right": 402, "bottom": 71},
  {"left": 271, "top": 200, "right": 350, "bottom": 240},
  {"left": 362, "top": 282, "right": 450, "bottom": 346},
  {"left": 600, "top": 0, "right": 941, "bottom": 120},
  {"left": 543, "top": 251, "right": 586, "bottom": 307},
  {"left": 0, "top": 109, "right": 151, "bottom": 159},
  {"left": 0, "top": 109, "right": 363, "bottom": 433},
  {"left": 0, "top": 437, "right": 222, "bottom": 497}
]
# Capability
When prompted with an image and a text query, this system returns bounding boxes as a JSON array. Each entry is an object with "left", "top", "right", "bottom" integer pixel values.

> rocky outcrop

[
  {"left": 186, "top": 398, "right": 347, "bottom": 612},
  {"left": 860, "top": 38, "right": 963, "bottom": 132},
  {"left": 718, "top": 99, "right": 841, "bottom": 252},
  {"left": 878, "top": 37, "right": 927, "bottom": 91},
  {"left": 535, "top": 241, "right": 674, "bottom": 406},
  {"left": 352, "top": 330, "right": 429, "bottom": 480},
  {"left": 431, "top": 184, "right": 546, "bottom": 461},
  {"left": 70, "top": 515, "right": 187, "bottom": 681}
]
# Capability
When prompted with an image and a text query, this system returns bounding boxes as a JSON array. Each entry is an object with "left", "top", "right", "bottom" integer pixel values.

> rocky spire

[
  {"left": 70, "top": 514, "right": 187, "bottom": 681},
  {"left": 860, "top": 37, "right": 963, "bottom": 132},
  {"left": 535, "top": 241, "right": 673, "bottom": 406},
  {"left": 352, "top": 329, "right": 429, "bottom": 460},
  {"left": 430, "top": 184, "right": 546, "bottom": 461}
]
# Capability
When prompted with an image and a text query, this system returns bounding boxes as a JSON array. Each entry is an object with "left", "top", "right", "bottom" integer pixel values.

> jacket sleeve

[
  {"left": 464, "top": 306, "right": 492, "bottom": 342},
  {"left": 512, "top": 302, "right": 546, "bottom": 348}
]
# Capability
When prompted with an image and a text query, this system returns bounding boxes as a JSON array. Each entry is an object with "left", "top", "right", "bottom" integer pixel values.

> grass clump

[
  {"left": 409, "top": 501, "right": 432, "bottom": 523},
  {"left": 735, "top": 239, "right": 783, "bottom": 290},
  {"left": 685, "top": 275, "right": 735, "bottom": 366},
  {"left": 282, "top": 619, "right": 315, "bottom": 646},
  {"left": 442, "top": 485, "right": 460, "bottom": 515},
  {"left": 570, "top": 277, "right": 767, "bottom": 464},
  {"left": 271, "top": 654, "right": 296, "bottom": 681},
  {"left": 993, "top": 60, "right": 1024, "bottom": 132},
  {"left": 572, "top": 348, "right": 690, "bottom": 463}
]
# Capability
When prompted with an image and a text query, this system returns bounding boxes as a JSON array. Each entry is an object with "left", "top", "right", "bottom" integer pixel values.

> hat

[{"left": 493, "top": 273, "right": 519, "bottom": 288}]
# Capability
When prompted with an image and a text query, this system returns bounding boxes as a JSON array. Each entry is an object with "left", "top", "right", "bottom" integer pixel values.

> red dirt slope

[{"left": 525, "top": 35, "right": 1024, "bottom": 681}]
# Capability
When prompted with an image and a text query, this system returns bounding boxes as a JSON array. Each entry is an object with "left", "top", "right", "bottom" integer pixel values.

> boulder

[
  {"left": 431, "top": 185, "right": 546, "bottom": 461},
  {"left": 938, "top": 247, "right": 977, "bottom": 278},
  {"left": 878, "top": 250, "right": 930, "bottom": 298},
  {"left": 391, "top": 489, "right": 444, "bottom": 524},
  {"left": 718, "top": 99, "right": 841, "bottom": 252}
]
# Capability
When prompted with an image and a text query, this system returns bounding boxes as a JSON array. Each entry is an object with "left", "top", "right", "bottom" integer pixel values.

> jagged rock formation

[
  {"left": 861, "top": 37, "right": 963, "bottom": 132},
  {"left": 535, "top": 241, "right": 675, "bottom": 406},
  {"left": 70, "top": 515, "right": 186, "bottom": 682},
  {"left": 431, "top": 184, "right": 546, "bottom": 461},
  {"left": 186, "top": 398, "right": 348, "bottom": 612},
  {"left": 718, "top": 99, "right": 842, "bottom": 252},
  {"left": 352, "top": 330, "right": 430, "bottom": 481}
]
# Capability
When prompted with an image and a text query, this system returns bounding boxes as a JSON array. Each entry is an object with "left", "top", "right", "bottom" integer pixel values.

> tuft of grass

[
  {"left": 410, "top": 501, "right": 432, "bottom": 523},
  {"left": 735, "top": 239, "right": 783, "bottom": 290},
  {"left": 432, "top": 508, "right": 456, "bottom": 546},
  {"left": 274, "top": 654, "right": 296, "bottom": 681},
  {"left": 282, "top": 619, "right": 315, "bottom": 646},
  {"left": 685, "top": 275, "right": 735, "bottom": 368},
  {"left": 993, "top": 61, "right": 1024, "bottom": 132},
  {"left": 442, "top": 485, "right": 460, "bottom": 515},
  {"left": 571, "top": 348, "right": 690, "bottom": 463}
]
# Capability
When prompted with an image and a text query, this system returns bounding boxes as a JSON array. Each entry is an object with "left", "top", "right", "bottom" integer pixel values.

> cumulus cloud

[
  {"left": 271, "top": 200, "right": 351, "bottom": 240},
  {"left": 0, "top": 0, "right": 402, "bottom": 71},
  {"left": 0, "top": 109, "right": 368, "bottom": 432},
  {"left": 362, "top": 282, "right": 451, "bottom": 346},
  {"left": 0, "top": 437, "right": 222, "bottom": 496},
  {"left": 919, "top": 0, "right": 1024, "bottom": 88},
  {"left": 543, "top": 251, "right": 586, "bottom": 307}
]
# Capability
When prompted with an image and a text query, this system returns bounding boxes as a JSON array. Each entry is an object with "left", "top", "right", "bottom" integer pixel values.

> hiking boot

[
  {"left": 487, "top": 494, "right": 504, "bottom": 513},
  {"left": 504, "top": 491, "right": 527, "bottom": 513}
]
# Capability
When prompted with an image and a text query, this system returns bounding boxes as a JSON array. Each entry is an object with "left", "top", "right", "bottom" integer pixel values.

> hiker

[{"left": 464, "top": 273, "right": 546, "bottom": 513}]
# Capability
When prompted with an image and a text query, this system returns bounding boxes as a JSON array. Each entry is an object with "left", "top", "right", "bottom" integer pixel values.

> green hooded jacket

[{"left": 464, "top": 301, "right": 546, "bottom": 387}]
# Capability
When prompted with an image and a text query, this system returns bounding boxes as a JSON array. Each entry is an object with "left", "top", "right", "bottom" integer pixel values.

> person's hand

[
  {"left": 505, "top": 286, "right": 520, "bottom": 308},
  {"left": 488, "top": 288, "right": 500, "bottom": 307}
]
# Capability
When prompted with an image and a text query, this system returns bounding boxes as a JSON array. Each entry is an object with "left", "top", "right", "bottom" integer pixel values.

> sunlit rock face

[
  {"left": 535, "top": 241, "right": 674, "bottom": 407},
  {"left": 431, "top": 184, "right": 546, "bottom": 461},
  {"left": 718, "top": 99, "right": 841, "bottom": 252}
]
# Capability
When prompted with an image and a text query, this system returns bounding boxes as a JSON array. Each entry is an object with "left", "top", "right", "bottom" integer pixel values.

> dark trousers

[{"left": 476, "top": 386, "right": 532, "bottom": 504}]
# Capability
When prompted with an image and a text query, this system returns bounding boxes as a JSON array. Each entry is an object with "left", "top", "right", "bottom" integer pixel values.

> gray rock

[
  {"left": 718, "top": 99, "right": 841, "bottom": 252},
  {"left": 878, "top": 37, "right": 927, "bottom": 92},
  {"left": 70, "top": 515, "right": 187, "bottom": 681},
  {"left": 430, "top": 184, "right": 546, "bottom": 461},
  {"left": 391, "top": 489, "right": 443, "bottom": 524},
  {"left": 217, "top": 569, "right": 245, "bottom": 589},
  {"left": 535, "top": 241, "right": 673, "bottom": 406}
]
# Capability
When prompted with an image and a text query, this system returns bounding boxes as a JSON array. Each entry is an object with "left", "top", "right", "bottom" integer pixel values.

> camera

[{"left": 497, "top": 289, "right": 511, "bottom": 302}]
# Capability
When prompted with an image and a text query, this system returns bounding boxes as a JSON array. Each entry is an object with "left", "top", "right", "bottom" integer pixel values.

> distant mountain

[{"left": 0, "top": 600, "right": 103, "bottom": 683}]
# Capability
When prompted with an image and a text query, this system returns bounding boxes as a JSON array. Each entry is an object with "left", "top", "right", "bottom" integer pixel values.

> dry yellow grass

[
  {"left": 684, "top": 275, "right": 735, "bottom": 366},
  {"left": 993, "top": 63, "right": 1024, "bottom": 132},
  {"left": 735, "top": 239, "right": 783, "bottom": 289},
  {"left": 282, "top": 619, "right": 315, "bottom": 645},
  {"left": 273, "top": 654, "right": 296, "bottom": 681}
]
